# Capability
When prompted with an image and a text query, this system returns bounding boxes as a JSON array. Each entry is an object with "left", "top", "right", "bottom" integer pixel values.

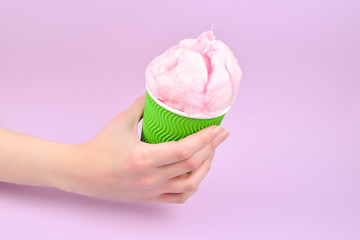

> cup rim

[{"left": 145, "top": 83, "right": 231, "bottom": 119}]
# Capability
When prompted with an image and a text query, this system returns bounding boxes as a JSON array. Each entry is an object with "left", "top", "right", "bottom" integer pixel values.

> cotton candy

[{"left": 146, "top": 31, "right": 242, "bottom": 118}]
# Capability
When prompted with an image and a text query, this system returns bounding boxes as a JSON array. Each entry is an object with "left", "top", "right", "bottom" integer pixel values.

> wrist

[{"left": 43, "top": 142, "right": 82, "bottom": 191}]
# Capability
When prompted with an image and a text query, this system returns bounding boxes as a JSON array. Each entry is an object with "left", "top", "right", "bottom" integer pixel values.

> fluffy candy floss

[{"left": 145, "top": 31, "right": 242, "bottom": 118}]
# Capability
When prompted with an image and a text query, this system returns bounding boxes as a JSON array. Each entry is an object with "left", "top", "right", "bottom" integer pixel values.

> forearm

[
  {"left": 0, "top": 127, "right": 77, "bottom": 188},
  {"left": 0, "top": 95, "right": 228, "bottom": 203}
]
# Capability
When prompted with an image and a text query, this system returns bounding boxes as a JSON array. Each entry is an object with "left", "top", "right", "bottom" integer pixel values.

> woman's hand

[
  {"left": 0, "top": 95, "right": 229, "bottom": 203},
  {"left": 59, "top": 95, "right": 229, "bottom": 203}
]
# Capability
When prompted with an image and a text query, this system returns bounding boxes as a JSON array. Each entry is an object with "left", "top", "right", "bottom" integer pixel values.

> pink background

[{"left": 1, "top": 0, "right": 359, "bottom": 239}]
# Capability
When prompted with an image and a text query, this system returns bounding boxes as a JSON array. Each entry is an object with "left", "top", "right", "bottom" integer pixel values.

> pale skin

[{"left": 0, "top": 95, "right": 229, "bottom": 203}]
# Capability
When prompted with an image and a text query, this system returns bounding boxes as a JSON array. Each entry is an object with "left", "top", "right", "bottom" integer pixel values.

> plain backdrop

[{"left": 0, "top": 0, "right": 359, "bottom": 239}]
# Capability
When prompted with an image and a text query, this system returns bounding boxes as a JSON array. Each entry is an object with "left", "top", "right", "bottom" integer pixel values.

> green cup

[{"left": 141, "top": 87, "right": 229, "bottom": 144}]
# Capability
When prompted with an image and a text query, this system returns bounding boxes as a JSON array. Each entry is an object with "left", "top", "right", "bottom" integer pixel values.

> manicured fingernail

[
  {"left": 212, "top": 126, "right": 223, "bottom": 137},
  {"left": 219, "top": 129, "right": 230, "bottom": 142},
  {"left": 224, "top": 128, "right": 230, "bottom": 136}
]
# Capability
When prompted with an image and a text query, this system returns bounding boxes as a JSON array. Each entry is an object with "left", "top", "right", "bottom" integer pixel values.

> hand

[{"left": 58, "top": 95, "right": 230, "bottom": 203}]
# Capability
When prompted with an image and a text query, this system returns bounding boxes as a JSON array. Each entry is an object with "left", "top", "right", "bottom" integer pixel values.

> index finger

[{"left": 150, "top": 125, "right": 224, "bottom": 166}]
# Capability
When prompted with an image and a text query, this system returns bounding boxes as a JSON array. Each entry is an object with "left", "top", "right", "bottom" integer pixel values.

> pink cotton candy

[{"left": 145, "top": 31, "right": 242, "bottom": 118}]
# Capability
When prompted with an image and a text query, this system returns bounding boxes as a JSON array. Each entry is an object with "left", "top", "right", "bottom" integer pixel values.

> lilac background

[{"left": 1, "top": 0, "right": 359, "bottom": 239}]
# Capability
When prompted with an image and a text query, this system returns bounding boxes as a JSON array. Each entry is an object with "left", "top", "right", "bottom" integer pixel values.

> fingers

[
  {"left": 158, "top": 143, "right": 214, "bottom": 179},
  {"left": 212, "top": 128, "right": 230, "bottom": 148},
  {"left": 160, "top": 153, "right": 214, "bottom": 195},
  {"left": 150, "top": 125, "right": 224, "bottom": 166},
  {"left": 156, "top": 156, "right": 214, "bottom": 203},
  {"left": 124, "top": 94, "right": 146, "bottom": 127},
  {"left": 156, "top": 192, "right": 193, "bottom": 204},
  {"left": 155, "top": 128, "right": 228, "bottom": 178}
]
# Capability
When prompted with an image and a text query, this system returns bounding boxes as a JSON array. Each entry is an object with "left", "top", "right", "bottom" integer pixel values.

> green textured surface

[{"left": 141, "top": 92, "right": 225, "bottom": 144}]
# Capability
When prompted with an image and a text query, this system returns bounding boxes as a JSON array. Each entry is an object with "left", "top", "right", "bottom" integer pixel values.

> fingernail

[
  {"left": 219, "top": 129, "right": 230, "bottom": 142},
  {"left": 212, "top": 126, "right": 223, "bottom": 138},
  {"left": 224, "top": 128, "right": 230, "bottom": 136}
]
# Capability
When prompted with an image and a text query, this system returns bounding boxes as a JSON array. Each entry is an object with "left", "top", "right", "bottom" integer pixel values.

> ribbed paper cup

[{"left": 141, "top": 85, "right": 230, "bottom": 144}]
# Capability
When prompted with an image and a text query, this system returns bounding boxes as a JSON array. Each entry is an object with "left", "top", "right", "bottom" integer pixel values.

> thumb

[{"left": 124, "top": 94, "right": 146, "bottom": 126}]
